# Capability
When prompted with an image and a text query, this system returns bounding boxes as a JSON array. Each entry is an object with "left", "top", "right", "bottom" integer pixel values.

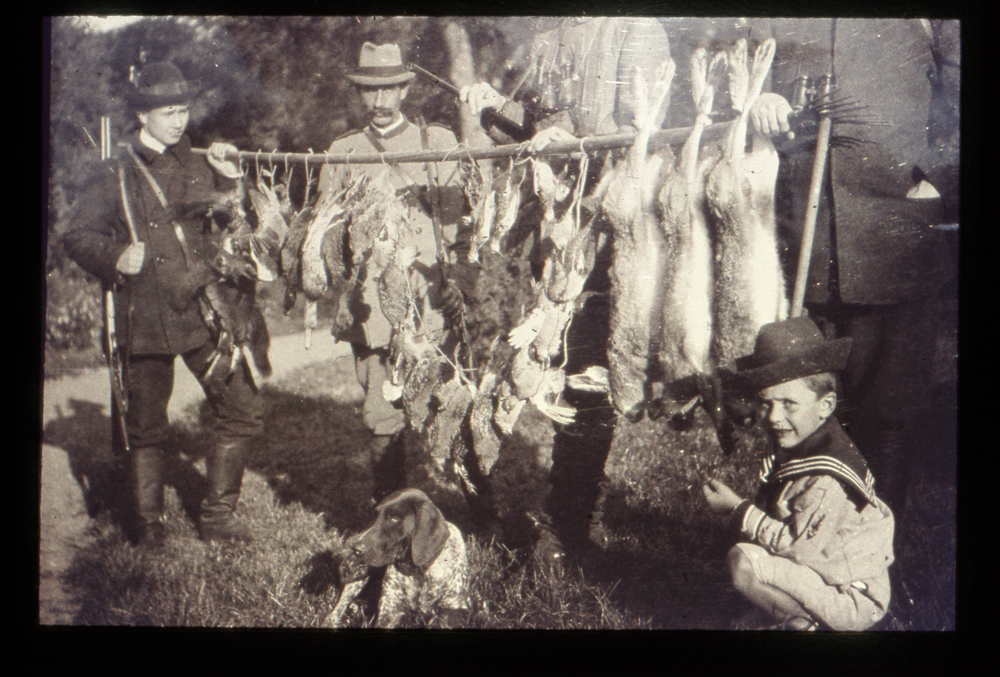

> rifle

[
  {"left": 93, "top": 116, "right": 133, "bottom": 455},
  {"left": 409, "top": 63, "right": 528, "bottom": 134},
  {"left": 104, "top": 281, "right": 130, "bottom": 455}
]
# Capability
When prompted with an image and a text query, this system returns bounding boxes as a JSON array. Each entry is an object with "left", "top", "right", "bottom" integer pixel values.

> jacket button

[
  {"left": 151, "top": 222, "right": 157, "bottom": 229},
  {"left": 156, "top": 256, "right": 165, "bottom": 264},
  {"left": 415, "top": 227, "right": 422, "bottom": 234}
]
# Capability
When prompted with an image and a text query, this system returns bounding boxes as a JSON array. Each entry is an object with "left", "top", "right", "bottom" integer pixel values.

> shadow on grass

[
  {"left": 577, "top": 481, "right": 753, "bottom": 630},
  {"left": 42, "top": 384, "right": 377, "bottom": 540},
  {"left": 570, "top": 411, "right": 763, "bottom": 629},
  {"left": 42, "top": 371, "right": 556, "bottom": 545},
  {"left": 248, "top": 385, "right": 376, "bottom": 533},
  {"left": 43, "top": 398, "right": 215, "bottom": 542}
]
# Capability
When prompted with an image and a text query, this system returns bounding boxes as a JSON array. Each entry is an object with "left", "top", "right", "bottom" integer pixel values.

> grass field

[{"left": 43, "top": 343, "right": 957, "bottom": 630}]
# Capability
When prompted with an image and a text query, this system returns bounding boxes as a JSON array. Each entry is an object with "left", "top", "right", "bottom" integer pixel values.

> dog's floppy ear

[{"left": 410, "top": 493, "right": 451, "bottom": 568}]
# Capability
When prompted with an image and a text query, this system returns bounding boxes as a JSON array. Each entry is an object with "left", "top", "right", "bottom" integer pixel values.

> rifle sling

[
  {"left": 418, "top": 120, "right": 448, "bottom": 266},
  {"left": 125, "top": 143, "right": 194, "bottom": 269}
]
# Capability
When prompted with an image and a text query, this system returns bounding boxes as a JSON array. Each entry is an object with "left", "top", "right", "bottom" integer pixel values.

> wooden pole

[
  {"left": 789, "top": 81, "right": 835, "bottom": 318},
  {"left": 190, "top": 121, "right": 732, "bottom": 167}
]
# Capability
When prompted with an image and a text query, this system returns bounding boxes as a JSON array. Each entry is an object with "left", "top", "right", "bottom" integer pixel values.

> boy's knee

[{"left": 728, "top": 545, "right": 759, "bottom": 593}]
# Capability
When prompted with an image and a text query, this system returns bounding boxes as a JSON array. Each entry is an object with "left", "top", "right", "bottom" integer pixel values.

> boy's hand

[
  {"left": 207, "top": 142, "right": 242, "bottom": 179},
  {"left": 702, "top": 479, "right": 744, "bottom": 515}
]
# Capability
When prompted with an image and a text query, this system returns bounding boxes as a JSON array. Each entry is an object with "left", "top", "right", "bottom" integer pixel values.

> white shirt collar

[
  {"left": 139, "top": 128, "right": 167, "bottom": 154},
  {"left": 369, "top": 114, "right": 406, "bottom": 138}
]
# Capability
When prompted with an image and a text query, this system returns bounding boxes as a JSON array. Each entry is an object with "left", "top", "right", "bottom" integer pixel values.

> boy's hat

[
  {"left": 345, "top": 43, "right": 415, "bottom": 86},
  {"left": 735, "top": 317, "right": 852, "bottom": 390},
  {"left": 127, "top": 61, "right": 199, "bottom": 111}
]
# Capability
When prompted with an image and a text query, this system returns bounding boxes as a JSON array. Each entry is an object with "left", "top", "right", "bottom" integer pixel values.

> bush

[{"left": 46, "top": 265, "right": 104, "bottom": 353}]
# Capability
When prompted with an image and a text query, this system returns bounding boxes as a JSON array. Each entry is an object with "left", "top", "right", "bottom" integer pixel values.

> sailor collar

[{"left": 759, "top": 416, "right": 878, "bottom": 506}]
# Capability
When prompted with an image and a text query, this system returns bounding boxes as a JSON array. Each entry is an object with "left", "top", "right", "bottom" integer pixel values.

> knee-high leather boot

[
  {"left": 199, "top": 438, "right": 253, "bottom": 543},
  {"left": 132, "top": 446, "right": 166, "bottom": 548}
]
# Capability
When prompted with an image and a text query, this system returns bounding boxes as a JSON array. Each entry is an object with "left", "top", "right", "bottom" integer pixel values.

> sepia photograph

[{"left": 42, "top": 15, "right": 959, "bottom": 631}]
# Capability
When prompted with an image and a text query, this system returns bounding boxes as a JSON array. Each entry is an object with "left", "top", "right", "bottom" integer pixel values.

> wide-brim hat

[
  {"left": 345, "top": 42, "right": 415, "bottom": 86},
  {"left": 127, "top": 61, "right": 199, "bottom": 110},
  {"left": 734, "top": 317, "right": 852, "bottom": 390}
]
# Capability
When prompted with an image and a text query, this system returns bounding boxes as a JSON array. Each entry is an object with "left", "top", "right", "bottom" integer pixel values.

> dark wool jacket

[
  {"left": 765, "top": 18, "right": 957, "bottom": 306},
  {"left": 64, "top": 133, "right": 237, "bottom": 356}
]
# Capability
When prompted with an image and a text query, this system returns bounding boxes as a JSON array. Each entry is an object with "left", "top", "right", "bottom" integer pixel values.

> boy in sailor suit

[{"left": 702, "top": 317, "right": 895, "bottom": 631}]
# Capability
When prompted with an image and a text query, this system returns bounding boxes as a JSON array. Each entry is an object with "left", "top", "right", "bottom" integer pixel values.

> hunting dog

[{"left": 345, "top": 488, "right": 470, "bottom": 628}]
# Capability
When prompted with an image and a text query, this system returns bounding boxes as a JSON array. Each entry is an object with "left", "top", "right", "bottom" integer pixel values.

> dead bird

[
  {"left": 500, "top": 152, "right": 593, "bottom": 426},
  {"left": 294, "top": 177, "right": 375, "bottom": 348},
  {"left": 245, "top": 170, "right": 291, "bottom": 281},
  {"left": 299, "top": 183, "right": 349, "bottom": 347},
  {"left": 490, "top": 161, "right": 527, "bottom": 254},
  {"left": 280, "top": 204, "right": 314, "bottom": 314},
  {"left": 198, "top": 278, "right": 271, "bottom": 392}
]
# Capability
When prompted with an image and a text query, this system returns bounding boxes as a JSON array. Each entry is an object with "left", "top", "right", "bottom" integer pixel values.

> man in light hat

[
  {"left": 65, "top": 61, "right": 263, "bottom": 548},
  {"left": 317, "top": 43, "right": 469, "bottom": 504},
  {"left": 702, "top": 317, "right": 895, "bottom": 631}
]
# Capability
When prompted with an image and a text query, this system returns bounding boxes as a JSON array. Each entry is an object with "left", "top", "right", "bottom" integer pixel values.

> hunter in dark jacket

[
  {"left": 748, "top": 19, "right": 959, "bottom": 516},
  {"left": 64, "top": 61, "right": 264, "bottom": 548}
]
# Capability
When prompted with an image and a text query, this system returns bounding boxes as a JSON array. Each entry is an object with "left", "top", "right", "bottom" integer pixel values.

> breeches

[
  {"left": 125, "top": 341, "right": 264, "bottom": 448},
  {"left": 812, "top": 300, "right": 938, "bottom": 428},
  {"left": 545, "top": 250, "right": 616, "bottom": 528},
  {"left": 353, "top": 346, "right": 407, "bottom": 437},
  {"left": 732, "top": 543, "right": 889, "bottom": 631}
]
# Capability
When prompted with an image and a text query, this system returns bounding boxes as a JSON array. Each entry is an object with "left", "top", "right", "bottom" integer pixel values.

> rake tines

[
  {"left": 828, "top": 134, "right": 873, "bottom": 149},
  {"left": 808, "top": 88, "right": 889, "bottom": 126}
]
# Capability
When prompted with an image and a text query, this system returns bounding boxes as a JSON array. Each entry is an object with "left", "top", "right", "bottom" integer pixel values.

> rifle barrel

[{"left": 409, "top": 63, "right": 462, "bottom": 96}]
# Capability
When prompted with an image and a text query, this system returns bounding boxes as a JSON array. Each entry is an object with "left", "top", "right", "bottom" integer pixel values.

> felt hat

[
  {"left": 345, "top": 43, "right": 415, "bottom": 86},
  {"left": 127, "top": 62, "right": 199, "bottom": 110},
  {"left": 735, "top": 317, "right": 852, "bottom": 390}
]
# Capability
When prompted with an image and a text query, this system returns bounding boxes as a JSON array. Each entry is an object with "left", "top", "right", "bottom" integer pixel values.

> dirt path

[{"left": 38, "top": 331, "right": 349, "bottom": 625}]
